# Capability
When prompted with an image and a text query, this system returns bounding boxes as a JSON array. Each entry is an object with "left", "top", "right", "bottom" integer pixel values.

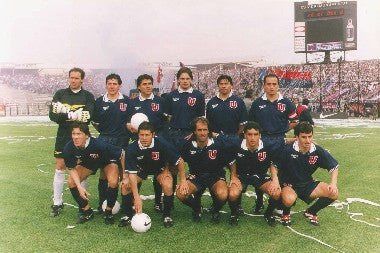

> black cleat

[
  {"left": 104, "top": 210, "right": 114, "bottom": 225},
  {"left": 229, "top": 215, "right": 239, "bottom": 226},
  {"left": 211, "top": 212, "right": 221, "bottom": 224},
  {"left": 118, "top": 216, "right": 132, "bottom": 227},
  {"left": 50, "top": 204, "right": 64, "bottom": 217},
  {"left": 163, "top": 216, "right": 173, "bottom": 228},
  {"left": 264, "top": 214, "right": 276, "bottom": 227},
  {"left": 192, "top": 210, "right": 202, "bottom": 222},
  {"left": 154, "top": 202, "right": 163, "bottom": 213},
  {"left": 254, "top": 203, "right": 264, "bottom": 214},
  {"left": 77, "top": 209, "right": 94, "bottom": 224}
]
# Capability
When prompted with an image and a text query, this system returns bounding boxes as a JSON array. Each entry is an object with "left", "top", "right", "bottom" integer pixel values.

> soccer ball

[
  {"left": 131, "top": 213, "right": 152, "bottom": 233},
  {"left": 101, "top": 200, "right": 120, "bottom": 215},
  {"left": 130, "top": 113, "right": 149, "bottom": 130}
]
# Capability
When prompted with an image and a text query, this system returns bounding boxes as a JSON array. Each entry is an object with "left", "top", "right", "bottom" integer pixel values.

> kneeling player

[
  {"left": 176, "top": 117, "right": 231, "bottom": 224},
  {"left": 120, "top": 122, "right": 188, "bottom": 228},
  {"left": 228, "top": 122, "right": 281, "bottom": 226},
  {"left": 63, "top": 122, "right": 123, "bottom": 224},
  {"left": 276, "top": 122, "right": 339, "bottom": 226}
]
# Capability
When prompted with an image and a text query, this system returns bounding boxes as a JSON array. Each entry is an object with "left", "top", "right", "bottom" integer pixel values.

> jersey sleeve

[
  {"left": 317, "top": 147, "right": 339, "bottom": 173},
  {"left": 238, "top": 99, "right": 248, "bottom": 125},
  {"left": 287, "top": 100, "right": 298, "bottom": 122},
  {"left": 164, "top": 92, "right": 173, "bottom": 116},
  {"left": 125, "top": 145, "right": 138, "bottom": 173},
  {"left": 248, "top": 100, "right": 258, "bottom": 122}
]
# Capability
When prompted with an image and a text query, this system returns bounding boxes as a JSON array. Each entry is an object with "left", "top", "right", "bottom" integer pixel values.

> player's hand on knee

[
  {"left": 178, "top": 180, "right": 189, "bottom": 195},
  {"left": 52, "top": 102, "right": 70, "bottom": 114},
  {"left": 328, "top": 183, "right": 338, "bottom": 196},
  {"left": 78, "top": 187, "right": 90, "bottom": 201}
]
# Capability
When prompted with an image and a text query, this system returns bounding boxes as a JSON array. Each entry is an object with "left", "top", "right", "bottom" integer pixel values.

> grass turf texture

[{"left": 0, "top": 122, "right": 379, "bottom": 252}]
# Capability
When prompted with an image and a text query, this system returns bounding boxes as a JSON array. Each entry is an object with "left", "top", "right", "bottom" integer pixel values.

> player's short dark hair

[
  {"left": 217, "top": 75, "right": 233, "bottom": 85},
  {"left": 177, "top": 67, "right": 193, "bottom": 80},
  {"left": 136, "top": 74, "right": 153, "bottom": 87},
  {"left": 302, "top": 98, "right": 309, "bottom": 105},
  {"left": 71, "top": 122, "right": 91, "bottom": 136},
  {"left": 243, "top": 121, "right": 262, "bottom": 134},
  {"left": 294, "top": 121, "right": 313, "bottom": 136},
  {"left": 69, "top": 67, "right": 85, "bottom": 79},
  {"left": 263, "top": 73, "right": 279, "bottom": 85},
  {"left": 245, "top": 89, "right": 254, "bottom": 98},
  {"left": 138, "top": 121, "right": 155, "bottom": 134},
  {"left": 106, "top": 73, "right": 122, "bottom": 85}
]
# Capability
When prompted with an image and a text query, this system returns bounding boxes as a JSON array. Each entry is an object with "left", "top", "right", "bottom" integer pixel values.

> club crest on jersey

[
  {"left": 188, "top": 97, "right": 196, "bottom": 106},
  {"left": 208, "top": 150, "right": 217, "bottom": 160},
  {"left": 151, "top": 152, "right": 160, "bottom": 161},
  {"left": 229, "top": 101, "right": 237, "bottom": 109},
  {"left": 277, "top": 103, "right": 286, "bottom": 112},
  {"left": 151, "top": 103, "right": 159, "bottom": 111},
  {"left": 120, "top": 103, "right": 127, "bottom": 111},
  {"left": 258, "top": 152, "right": 267, "bottom": 161},
  {"left": 309, "top": 156, "right": 318, "bottom": 165},
  {"left": 89, "top": 153, "right": 99, "bottom": 159}
]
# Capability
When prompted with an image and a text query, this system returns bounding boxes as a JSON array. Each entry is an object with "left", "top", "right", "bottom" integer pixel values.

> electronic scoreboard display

[{"left": 294, "top": 1, "right": 357, "bottom": 53}]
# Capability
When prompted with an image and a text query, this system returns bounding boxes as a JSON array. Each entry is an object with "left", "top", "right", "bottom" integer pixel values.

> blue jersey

[
  {"left": 92, "top": 93, "right": 130, "bottom": 138},
  {"left": 274, "top": 142, "right": 339, "bottom": 185},
  {"left": 165, "top": 87, "right": 205, "bottom": 130},
  {"left": 180, "top": 137, "right": 231, "bottom": 175},
  {"left": 249, "top": 93, "right": 297, "bottom": 136},
  {"left": 125, "top": 136, "right": 180, "bottom": 175},
  {"left": 206, "top": 94, "right": 248, "bottom": 134},
  {"left": 128, "top": 94, "right": 167, "bottom": 133},
  {"left": 63, "top": 137, "right": 123, "bottom": 170}
]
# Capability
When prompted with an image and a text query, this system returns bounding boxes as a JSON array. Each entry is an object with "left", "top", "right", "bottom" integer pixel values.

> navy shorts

[
  {"left": 78, "top": 159, "right": 119, "bottom": 175},
  {"left": 282, "top": 181, "right": 320, "bottom": 204},
  {"left": 54, "top": 131, "right": 71, "bottom": 158},
  {"left": 136, "top": 167, "right": 165, "bottom": 180},
  {"left": 239, "top": 174, "right": 271, "bottom": 193},
  {"left": 187, "top": 171, "right": 226, "bottom": 193}
]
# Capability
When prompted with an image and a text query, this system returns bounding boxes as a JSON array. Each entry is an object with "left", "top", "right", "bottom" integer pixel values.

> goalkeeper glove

[
  {"left": 52, "top": 102, "right": 70, "bottom": 114},
  {"left": 68, "top": 108, "right": 90, "bottom": 122}
]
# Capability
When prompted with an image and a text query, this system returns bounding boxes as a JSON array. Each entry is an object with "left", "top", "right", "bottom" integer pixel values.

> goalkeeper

[{"left": 48, "top": 67, "right": 95, "bottom": 217}]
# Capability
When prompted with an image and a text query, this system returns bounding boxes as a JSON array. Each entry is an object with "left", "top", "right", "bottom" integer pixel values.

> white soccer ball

[
  {"left": 130, "top": 113, "right": 149, "bottom": 130},
  {"left": 102, "top": 200, "right": 120, "bottom": 215},
  {"left": 131, "top": 213, "right": 152, "bottom": 233}
]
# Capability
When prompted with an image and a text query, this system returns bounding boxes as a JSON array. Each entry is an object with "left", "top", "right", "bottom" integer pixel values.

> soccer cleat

[
  {"left": 154, "top": 202, "right": 163, "bottom": 213},
  {"left": 95, "top": 205, "right": 104, "bottom": 215},
  {"left": 211, "top": 212, "right": 221, "bottom": 224},
  {"left": 280, "top": 214, "right": 292, "bottom": 226},
  {"left": 118, "top": 216, "right": 132, "bottom": 227},
  {"left": 254, "top": 203, "right": 264, "bottom": 214},
  {"left": 229, "top": 215, "right": 239, "bottom": 226},
  {"left": 104, "top": 210, "right": 115, "bottom": 225},
  {"left": 192, "top": 210, "right": 202, "bottom": 222},
  {"left": 50, "top": 204, "right": 64, "bottom": 217},
  {"left": 77, "top": 209, "right": 94, "bottom": 224},
  {"left": 264, "top": 214, "right": 276, "bottom": 227},
  {"left": 163, "top": 216, "right": 173, "bottom": 228},
  {"left": 304, "top": 209, "right": 320, "bottom": 226},
  {"left": 237, "top": 205, "right": 245, "bottom": 216}
]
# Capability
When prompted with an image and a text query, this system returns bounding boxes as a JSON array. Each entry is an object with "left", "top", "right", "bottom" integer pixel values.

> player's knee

[
  {"left": 175, "top": 189, "right": 186, "bottom": 201},
  {"left": 67, "top": 176, "right": 75, "bottom": 188},
  {"left": 272, "top": 190, "right": 281, "bottom": 201},
  {"left": 214, "top": 188, "right": 228, "bottom": 201},
  {"left": 108, "top": 178, "right": 118, "bottom": 188},
  {"left": 281, "top": 194, "right": 296, "bottom": 207},
  {"left": 228, "top": 188, "right": 241, "bottom": 201}
]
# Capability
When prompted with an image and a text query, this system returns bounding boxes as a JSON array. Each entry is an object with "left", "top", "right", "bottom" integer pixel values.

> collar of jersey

[
  {"left": 192, "top": 138, "right": 214, "bottom": 148},
  {"left": 216, "top": 91, "right": 233, "bottom": 101},
  {"left": 262, "top": 93, "right": 283, "bottom": 101},
  {"left": 70, "top": 88, "right": 82, "bottom": 94},
  {"left": 139, "top": 93, "right": 154, "bottom": 101},
  {"left": 293, "top": 141, "right": 316, "bottom": 153},
  {"left": 138, "top": 138, "right": 155, "bottom": 150},
  {"left": 241, "top": 139, "right": 263, "bottom": 151},
  {"left": 178, "top": 86, "right": 194, "bottom": 93},
  {"left": 103, "top": 92, "right": 123, "bottom": 102}
]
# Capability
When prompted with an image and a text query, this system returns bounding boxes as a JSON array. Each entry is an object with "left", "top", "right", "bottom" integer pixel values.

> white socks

[{"left": 53, "top": 169, "right": 65, "bottom": 206}]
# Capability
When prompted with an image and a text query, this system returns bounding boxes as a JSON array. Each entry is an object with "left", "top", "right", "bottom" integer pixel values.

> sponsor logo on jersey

[
  {"left": 277, "top": 103, "right": 286, "bottom": 112},
  {"left": 190, "top": 150, "right": 197, "bottom": 155},
  {"left": 137, "top": 156, "right": 144, "bottom": 160},
  {"left": 89, "top": 153, "right": 99, "bottom": 159},
  {"left": 237, "top": 153, "right": 244, "bottom": 158},
  {"left": 258, "top": 152, "right": 267, "bottom": 161},
  {"left": 208, "top": 150, "right": 217, "bottom": 159},
  {"left": 103, "top": 106, "right": 109, "bottom": 111},
  {"left": 120, "top": 103, "right": 127, "bottom": 111},
  {"left": 212, "top": 104, "right": 218, "bottom": 109},
  {"left": 151, "top": 103, "right": 159, "bottom": 111},
  {"left": 188, "top": 97, "right": 196, "bottom": 106},
  {"left": 134, "top": 106, "right": 141, "bottom": 110},
  {"left": 291, "top": 154, "right": 298, "bottom": 159},
  {"left": 151, "top": 152, "right": 160, "bottom": 160},
  {"left": 309, "top": 156, "right": 318, "bottom": 165},
  {"left": 229, "top": 101, "right": 237, "bottom": 109},
  {"left": 259, "top": 105, "right": 266, "bottom": 109},
  {"left": 173, "top": 97, "right": 179, "bottom": 102}
]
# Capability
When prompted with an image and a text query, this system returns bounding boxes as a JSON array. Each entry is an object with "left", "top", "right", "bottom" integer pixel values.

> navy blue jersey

[
  {"left": 206, "top": 94, "right": 248, "bottom": 134},
  {"left": 92, "top": 93, "right": 131, "bottom": 138},
  {"left": 180, "top": 137, "right": 231, "bottom": 175},
  {"left": 164, "top": 87, "right": 205, "bottom": 130},
  {"left": 128, "top": 94, "right": 167, "bottom": 132},
  {"left": 63, "top": 137, "right": 123, "bottom": 169},
  {"left": 249, "top": 93, "right": 297, "bottom": 136},
  {"left": 274, "top": 142, "right": 339, "bottom": 185},
  {"left": 125, "top": 136, "right": 180, "bottom": 175}
]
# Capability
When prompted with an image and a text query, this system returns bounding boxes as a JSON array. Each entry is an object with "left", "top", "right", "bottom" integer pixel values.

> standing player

[
  {"left": 276, "top": 122, "right": 339, "bottom": 226},
  {"left": 49, "top": 67, "right": 95, "bottom": 217},
  {"left": 63, "top": 123, "right": 124, "bottom": 224},
  {"left": 176, "top": 117, "right": 231, "bottom": 224},
  {"left": 248, "top": 73, "right": 298, "bottom": 213},
  {"left": 296, "top": 98, "right": 314, "bottom": 126},
  {"left": 92, "top": 73, "right": 130, "bottom": 213},
  {"left": 120, "top": 122, "right": 188, "bottom": 228}
]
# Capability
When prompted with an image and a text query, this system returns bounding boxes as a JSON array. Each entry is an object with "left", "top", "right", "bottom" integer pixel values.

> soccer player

[
  {"left": 126, "top": 74, "right": 167, "bottom": 212},
  {"left": 92, "top": 73, "right": 130, "bottom": 213},
  {"left": 228, "top": 122, "right": 281, "bottom": 226},
  {"left": 206, "top": 74, "right": 248, "bottom": 135},
  {"left": 176, "top": 117, "right": 231, "bottom": 224},
  {"left": 296, "top": 98, "right": 314, "bottom": 126},
  {"left": 120, "top": 122, "right": 188, "bottom": 228},
  {"left": 276, "top": 122, "right": 339, "bottom": 226},
  {"left": 248, "top": 73, "right": 298, "bottom": 213},
  {"left": 63, "top": 122, "right": 124, "bottom": 224},
  {"left": 49, "top": 67, "right": 95, "bottom": 217}
]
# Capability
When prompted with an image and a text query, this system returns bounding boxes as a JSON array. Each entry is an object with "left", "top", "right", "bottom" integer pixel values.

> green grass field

[{"left": 0, "top": 120, "right": 379, "bottom": 252}]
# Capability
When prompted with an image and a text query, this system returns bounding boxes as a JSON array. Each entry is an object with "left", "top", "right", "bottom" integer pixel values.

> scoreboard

[{"left": 294, "top": 1, "right": 357, "bottom": 53}]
